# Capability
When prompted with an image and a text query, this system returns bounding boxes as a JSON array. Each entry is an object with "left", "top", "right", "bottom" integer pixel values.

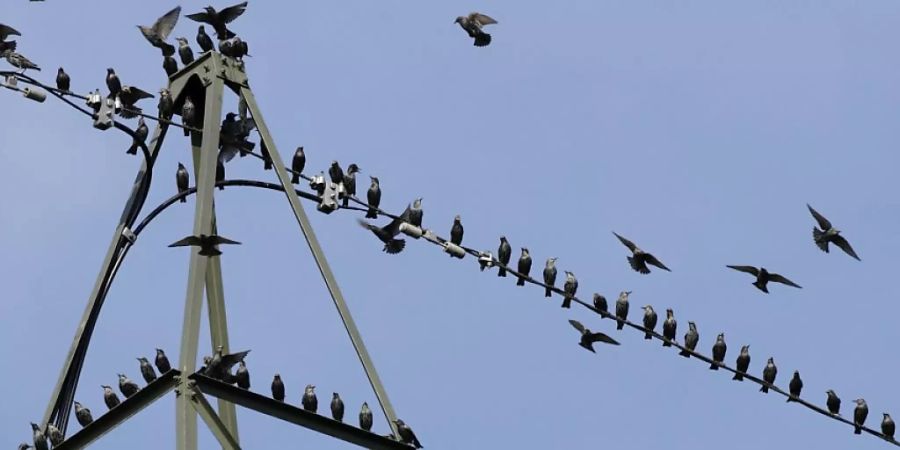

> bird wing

[
  {"left": 726, "top": 265, "right": 759, "bottom": 276},
  {"left": 153, "top": 6, "right": 182, "bottom": 39},
  {"left": 644, "top": 254, "right": 671, "bottom": 272},
  {"left": 588, "top": 332, "right": 620, "bottom": 346},
  {"left": 831, "top": 235, "right": 861, "bottom": 261},
  {"left": 807, "top": 204, "right": 832, "bottom": 230},
  {"left": 357, "top": 218, "right": 379, "bottom": 233},
  {"left": 0, "top": 24, "right": 21, "bottom": 39},
  {"left": 768, "top": 273, "right": 802, "bottom": 289},
  {"left": 169, "top": 236, "right": 202, "bottom": 247},
  {"left": 125, "top": 86, "right": 155, "bottom": 100},
  {"left": 212, "top": 235, "right": 242, "bottom": 246},
  {"left": 612, "top": 232, "right": 638, "bottom": 252},
  {"left": 384, "top": 206, "right": 413, "bottom": 235},
  {"left": 219, "top": 1, "right": 250, "bottom": 24},
  {"left": 220, "top": 349, "right": 251, "bottom": 368},
  {"left": 468, "top": 12, "right": 497, "bottom": 26},
  {"left": 568, "top": 319, "right": 586, "bottom": 333},
  {"left": 185, "top": 12, "right": 214, "bottom": 24}
]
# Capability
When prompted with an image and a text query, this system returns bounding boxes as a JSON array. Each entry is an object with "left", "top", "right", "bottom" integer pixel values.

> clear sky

[{"left": 2, "top": 1, "right": 899, "bottom": 449}]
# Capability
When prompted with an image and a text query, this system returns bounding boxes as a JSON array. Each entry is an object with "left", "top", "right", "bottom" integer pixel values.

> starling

[
  {"left": 137, "top": 357, "right": 157, "bottom": 383},
  {"left": 358, "top": 204, "right": 412, "bottom": 254},
  {"left": 215, "top": 157, "right": 226, "bottom": 189},
  {"left": 291, "top": 146, "right": 305, "bottom": 183},
  {"left": 235, "top": 360, "right": 250, "bottom": 389},
  {"left": 125, "top": 117, "right": 149, "bottom": 156},
  {"left": 186, "top": 2, "right": 249, "bottom": 39},
  {"left": 679, "top": 321, "right": 699, "bottom": 357},
  {"left": 328, "top": 161, "right": 344, "bottom": 185},
  {"left": 394, "top": 419, "right": 423, "bottom": 448},
  {"left": 30, "top": 423, "right": 47, "bottom": 450},
  {"left": 260, "top": 140, "right": 272, "bottom": 170},
  {"left": 218, "top": 38, "right": 233, "bottom": 57},
  {"left": 542, "top": 257, "right": 558, "bottom": 297},
  {"left": 176, "top": 163, "right": 190, "bottom": 202},
  {"left": 105, "top": 68, "right": 121, "bottom": 98},
  {"left": 733, "top": 345, "right": 750, "bottom": 381},
  {"left": 569, "top": 319, "right": 620, "bottom": 352},
  {"left": 855, "top": 399, "right": 869, "bottom": 434},
  {"left": 409, "top": 197, "right": 424, "bottom": 228},
  {"left": 55, "top": 67, "right": 70, "bottom": 92},
  {"left": 155, "top": 348, "right": 172, "bottom": 373},
  {"left": 102, "top": 385, "right": 120, "bottom": 410},
  {"left": 450, "top": 215, "right": 464, "bottom": 246},
  {"left": 615, "top": 291, "right": 631, "bottom": 330},
  {"left": 158, "top": 88, "right": 174, "bottom": 120},
  {"left": 516, "top": 248, "right": 532, "bottom": 286},
  {"left": 726, "top": 265, "right": 801, "bottom": 293},
  {"left": 787, "top": 370, "right": 803, "bottom": 402},
  {"left": 0, "top": 23, "right": 21, "bottom": 54},
  {"left": 2, "top": 50, "right": 40, "bottom": 72},
  {"left": 592, "top": 293, "right": 608, "bottom": 314},
  {"left": 613, "top": 232, "right": 671, "bottom": 274},
  {"left": 641, "top": 305, "right": 657, "bottom": 339},
  {"left": 302, "top": 384, "right": 318, "bottom": 413},
  {"left": 232, "top": 36, "right": 250, "bottom": 60},
  {"left": 497, "top": 236, "right": 511, "bottom": 277},
  {"left": 710, "top": 333, "right": 726, "bottom": 370},
  {"left": 359, "top": 402, "right": 373, "bottom": 431},
  {"left": 137, "top": 6, "right": 181, "bottom": 56},
  {"left": 203, "top": 346, "right": 251, "bottom": 381},
  {"left": 343, "top": 163, "right": 360, "bottom": 207},
  {"left": 176, "top": 37, "right": 194, "bottom": 65},
  {"left": 454, "top": 12, "right": 497, "bottom": 47},
  {"left": 181, "top": 96, "right": 195, "bottom": 136},
  {"left": 118, "top": 373, "right": 140, "bottom": 398},
  {"left": 760, "top": 358, "right": 777, "bottom": 393},
  {"left": 662, "top": 308, "right": 677, "bottom": 346},
  {"left": 882, "top": 414, "right": 895, "bottom": 441},
  {"left": 561, "top": 271, "right": 578, "bottom": 308},
  {"left": 74, "top": 401, "right": 93, "bottom": 427},
  {"left": 196, "top": 26, "right": 214, "bottom": 53},
  {"left": 331, "top": 393, "right": 345, "bottom": 422},
  {"left": 46, "top": 424, "right": 63, "bottom": 447},
  {"left": 807, "top": 204, "right": 861, "bottom": 261},
  {"left": 271, "top": 374, "right": 285, "bottom": 401},
  {"left": 366, "top": 176, "right": 381, "bottom": 218},
  {"left": 118, "top": 86, "right": 155, "bottom": 119},
  {"left": 826, "top": 390, "right": 842, "bottom": 416},
  {"left": 168, "top": 234, "right": 241, "bottom": 257},
  {"left": 163, "top": 55, "right": 178, "bottom": 76}
]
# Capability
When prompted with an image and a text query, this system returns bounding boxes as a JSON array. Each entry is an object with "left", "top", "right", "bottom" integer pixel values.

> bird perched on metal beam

[
  {"left": 196, "top": 26, "right": 214, "bottom": 53},
  {"left": 155, "top": 348, "right": 172, "bottom": 373},
  {"left": 168, "top": 234, "right": 242, "bottom": 257},
  {"left": 726, "top": 265, "right": 801, "bottom": 293},
  {"left": 807, "top": 204, "right": 860, "bottom": 261},
  {"left": 118, "top": 373, "right": 140, "bottom": 398},
  {"left": 302, "top": 384, "right": 318, "bottom": 412},
  {"left": 454, "top": 12, "right": 497, "bottom": 47},
  {"left": 74, "top": 401, "right": 93, "bottom": 427},
  {"left": 186, "top": 2, "right": 248, "bottom": 39},
  {"left": 271, "top": 374, "right": 285, "bottom": 401},
  {"left": 203, "top": 345, "right": 251, "bottom": 381},
  {"left": 137, "top": 6, "right": 181, "bottom": 57},
  {"left": 137, "top": 357, "right": 157, "bottom": 383},
  {"left": 569, "top": 319, "right": 619, "bottom": 352},
  {"left": 176, "top": 37, "right": 195, "bottom": 65},
  {"left": 394, "top": 419, "right": 423, "bottom": 448}
]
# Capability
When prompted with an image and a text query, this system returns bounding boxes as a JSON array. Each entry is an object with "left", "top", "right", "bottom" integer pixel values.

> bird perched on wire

[
  {"left": 331, "top": 393, "right": 345, "bottom": 422},
  {"left": 291, "top": 147, "right": 305, "bottom": 183},
  {"left": 176, "top": 163, "right": 190, "bottom": 202},
  {"left": 394, "top": 419, "right": 423, "bottom": 448},
  {"left": 366, "top": 176, "right": 381, "bottom": 218},
  {"left": 163, "top": 55, "right": 178, "bottom": 76},
  {"left": 74, "top": 401, "right": 93, "bottom": 427},
  {"left": 118, "top": 373, "right": 140, "bottom": 398},
  {"left": 787, "top": 370, "right": 803, "bottom": 402},
  {"left": 561, "top": 271, "right": 577, "bottom": 308},
  {"left": 854, "top": 399, "right": 869, "bottom": 434},
  {"left": 0, "top": 23, "right": 20, "bottom": 54},
  {"left": 3, "top": 50, "right": 40, "bottom": 73},
  {"left": 613, "top": 232, "right": 671, "bottom": 274},
  {"left": 409, "top": 197, "right": 424, "bottom": 228},
  {"left": 641, "top": 305, "right": 657, "bottom": 339},
  {"left": 733, "top": 345, "right": 750, "bottom": 381},
  {"left": 679, "top": 321, "right": 698, "bottom": 357},
  {"left": 155, "top": 348, "right": 172, "bottom": 373},
  {"left": 168, "top": 234, "right": 241, "bottom": 257},
  {"left": 760, "top": 357, "right": 777, "bottom": 393},
  {"left": 105, "top": 68, "right": 122, "bottom": 99},
  {"left": 137, "top": 357, "right": 157, "bottom": 383},
  {"left": 826, "top": 390, "right": 842, "bottom": 416},
  {"left": 710, "top": 333, "right": 727, "bottom": 370},
  {"left": 592, "top": 293, "right": 608, "bottom": 314},
  {"left": 119, "top": 86, "right": 154, "bottom": 119},
  {"left": 516, "top": 247, "right": 532, "bottom": 286},
  {"left": 137, "top": 6, "right": 181, "bottom": 57},
  {"left": 181, "top": 96, "right": 196, "bottom": 136},
  {"left": 807, "top": 204, "right": 860, "bottom": 261},
  {"left": 496, "top": 236, "right": 511, "bottom": 277},
  {"left": 186, "top": 2, "right": 249, "bottom": 39},
  {"left": 450, "top": 215, "right": 464, "bottom": 246},
  {"left": 30, "top": 423, "right": 47, "bottom": 450},
  {"left": 615, "top": 291, "right": 630, "bottom": 330},
  {"left": 271, "top": 374, "right": 285, "bottom": 401},
  {"left": 176, "top": 37, "right": 195, "bottom": 65},
  {"left": 358, "top": 205, "right": 411, "bottom": 254},
  {"left": 328, "top": 161, "right": 344, "bottom": 186},
  {"left": 359, "top": 402, "right": 373, "bottom": 431},
  {"left": 454, "top": 12, "right": 497, "bottom": 47},
  {"left": 196, "top": 26, "right": 214, "bottom": 53},
  {"left": 882, "top": 414, "right": 895, "bottom": 441},
  {"left": 158, "top": 88, "right": 174, "bottom": 120},
  {"left": 302, "top": 384, "right": 318, "bottom": 412},
  {"left": 569, "top": 319, "right": 619, "bottom": 352},
  {"left": 542, "top": 257, "right": 558, "bottom": 297},
  {"left": 726, "top": 265, "right": 801, "bottom": 293},
  {"left": 343, "top": 164, "right": 360, "bottom": 207},
  {"left": 127, "top": 117, "right": 149, "bottom": 154},
  {"left": 55, "top": 67, "right": 70, "bottom": 92},
  {"left": 662, "top": 308, "right": 677, "bottom": 346}
]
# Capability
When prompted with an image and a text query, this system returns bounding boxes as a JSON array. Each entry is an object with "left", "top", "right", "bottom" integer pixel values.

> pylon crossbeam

[{"left": 188, "top": 383, "right": 242, "bottom": 450}]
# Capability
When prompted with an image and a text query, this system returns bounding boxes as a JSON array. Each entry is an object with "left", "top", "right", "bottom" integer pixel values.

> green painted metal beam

[{"left": 189, "top": 384, "right": 242, "bottom": 450}]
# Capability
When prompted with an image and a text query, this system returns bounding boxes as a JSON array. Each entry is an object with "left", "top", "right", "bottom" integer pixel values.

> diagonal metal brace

[{"left": 187, "top": 382, "right": 242, "bottom": 450}]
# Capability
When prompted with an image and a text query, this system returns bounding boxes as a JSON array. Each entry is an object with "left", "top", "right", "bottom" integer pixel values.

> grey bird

[
  {"left": 679, "top": 321, "right": 699, "bottom": 357},
  {"left": 181, "top": 96, "right": 195, "bottom": 136},
  {"left": 0, "top": 23, "right": 21, "bottom": 54},
  {"left": 2, "top": 50, "right": 40, "bottom": 72},
  {"left": 569, "top": 319, "right": 620, "bottom": 352},
  {"left": 118, "top": 86, "right": 155, "bottom": 119},
  {"left": 118, "top": 373, "right": 140, "bottom": 398},
  {"left": 30, "top": 423, "right": 48, "bottom": 450},
  {"left": 359, "top": 402, "right": 373, "bottom": 431},
  {"left": 196, "top": 26, "right": 214, "bottom": 53},
  {"left": 726, "top": 265, "right": 801, "bottom": 293},
  {"left": 662, "top": 308, "right": 677, "bottom": 346},
  {"left": 302, "top": 384, "right": 318, "bottom": 412},
  {"left": 787, "top": 370, "right": 803, "bottom": 402},
  {"left": 218, "top": 38, "right": 233, "bottom": 57},
  {"left": 158, "top": 88, "right": 174, "bottom": 120},
  {"left": 882, "top": 414, "right": 895, "bottom": 441},
  {"left": 291, "top": 146, "right": 305, "bottom": 183},
  {"left": 137, "top": 357, "right": 157, "bottom": 383},
  {"left": 394, "top": 419, "right": 423, "bottom": 448},
  {"left": 126, "top": 117, "right": 149, "bottom": 155},
  {"left": 186, "top": 2, "right": 249, "bottom": 39},
  {"left": 231, "top": 36, "right": 250, "bottom": 60},
  {"left": 271, "top": 374, "right": 285, "bottom": 401},
  {"left": 497, "top": 236, "right": 511, "bottom": 277},
  {"left": 542, "top": 257, "right": 558, "bottom": 297},
  {"left": 203, "top": 346, "right": 251, "bottom": 381},
  {"left": 235, "top": 359, "right": 250, "bottom": 389},
  {"left": 55, "top": 67, "right": 70, "bottom": 92},
  {"left": 827, "top": 390, "right": 842, "bottom": 416},
  {"left": 760, "top": 357, "right": 777, "bottom": 393},
  {"left": 137, "top": 6, "right": 181, "bottom": 56},
  {"left": 74, "top": 401, "right": 93, "bottom": 427},
  {"left": 328, "top": 160, "right": 344, "bottom": 184},
  {"left": 592, "top": 293, "right": 608, "bottom": 314},
  {"left": 331, "top": 393, "right": 345, "bottom": 422},
  {"left": 613, "top": 232, "right": 671, "bottom": 274},
  {"left": 105, "top": 68, "right": 121, "bottom": 98},
  {"left": 155, "top": 348, "right": 172, "bottom": 373},
  {"left": 450, "top": 215, "right": 464, "bottom": 246},
  {"left": 176, "top": 37, "right": 194, "bottom": 65},
  {"left": 366, "top": 176, "right": 381, "bottom": 218},
  {"left": 855, "top": 399, "right": 869, "bottom": 434},
  {"left": 561, "top": 271, "right": 578, "bottom": 308},
  {"left": 641, "top": 305, "right": 657, "bottom": 339},
  {"left": 218, "top": 112, "right": 255, "bottom": 161},
  {"left": 733, "top": 345, "right": 750, "bottom": 381},
  {"left": 163, "top": 55, "right": 178, "bottom": 76},
  {"left": 808, "top": 204, "right": 860, "bottom": 261},
  {"left": 455, "top": 12, "right": 497, "bottom": 47},
  {"left": 46, "top": 424, "right": 63, "bottom": 447},
  {"left": 168, "top": 234, "right": 241, "bottom": 256},
  {"left": 615, "top": 291, "right": 631, "bottom": 330},
  {"left": 343, "top": 163, "right": 360, "bottom": 207},
  {"left": 409, "top": 198, "right": 424, "bottom": 228},
  {"left": 710, "top": 333, "right": 726, "bottom": 370},
  {"left": 516, "top": 248, "right": 532, "bottom": 286},
  {"left": 358, "top": 204, "right": 412, "bottom": 254},
  {"left": 176, "top": 163, "right": 190, "bottom": 202},
  {"left": 102, "top": 385, "right": 120, "bottom": 409}
]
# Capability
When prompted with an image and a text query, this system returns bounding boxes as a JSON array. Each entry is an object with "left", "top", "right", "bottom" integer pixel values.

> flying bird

[
  {"left": 137, "top": 6, "right": 181, "bottom": 57},
  {"left": 679, "top": 321, "right": 698, "bottom": 357},
  {"left": 826, "top": 390, "right": 842, "bottom": 416},
  {"left": 760, "top": 357, "right": 777, "bottom": 393},
  {"left": 0, "top": 23, "right": 20, "bottom": 54},
  {"left": 176, "top": 163, "right": 190, "bottom": 202},
  {"left": 615, "top": 291, "right": 631, "bottom": 330},
  {"left": 454, "top": 12, "right": 497, "bottom": 47},
  {"left": 127, "top": 117, "right": 149, "bottom": 154},
  {"left": 542, "top": 257, "right": 558, "bottom": 297},
  {"left": 137, "top": 357, "right": 157, "bottom": 383},
  {"left": 710, "top": 333, "right": 727, "bottom": 370},
  {"left": 726, "top": 265, "right": 801, "bottom": 293},
  {"left": 74, "top": 401, "right": 93, "bottom": 427},
  {"left": 613, "top": 232, "right": 671, "bottom": 274},
  {"left": 394, "top": 419, "right": 423, "bottom": 449},
  {"left": 366, "top": 176, "right": 381, "bottom": 218},
  {"left": 196, "top": 26, "right": 214, "bottom": 53},
  {"left": 450, "top": 215, "right": 464, "bottom": 246},
  {"left": 118, "top": 373, "right": 140, "bottom": 398},
  {"left": 291, "top": 146, "right": 305, "bottom": 183},
  {"left": 516, "top": 248, "right": 532, "bottom": 286},
  {"left": 359, "top": 402, "right": 373, "bottom": 431},
  {"left": 358, "top": 205, "right": 411, "bottom": 254},
  {"left": 733, "top": 345, "right": 750, "bottom": 381},
  {"left": 155, "top": 348, "right": 172, "bottom": 373},
  {"left": 807, "top": 204, "right": 860, "bottom": 261},
  {"left": 569, "top": 319, "right": 619, "bottom": 352},
  {"left": 55, "top": 67, "right": 70, "bottom": 92},
  {"left": 186, "top": 2, "right": 249, "bottom": 39},
  {"left": 271, "top": 374, "right": 285, "bottom": 401},
  {"left": 331, "top": 393, "right": 345, "bottom": 422},
  {"left": 561, "top": 271, "right": 578, "bottom": 308},
  {"left": 3, "top": 50, "right": 40, "bottom": 72},
  {"left": 641, "top": 305, "right": 657, "bottom": 339},
  {"left": 787, "top": 370, "right": 803, "bottom": 402},
  {"left": 497, "top": 236, "right": 511, "bottom": 277},
  {"left": 662, "top": 308, "right": 677, "bottom": 346},
  {"left": 854, "top": 399, "right": 869, "bottom": 434},
  {"left": 176, "top": 37, "right": 195, "bottom": 65},
  {"left": 168, "top": 234, "right": 242, "bottom": 257},
  {"left": 302, "top": 384, "right": 318, "bottom": 412}
]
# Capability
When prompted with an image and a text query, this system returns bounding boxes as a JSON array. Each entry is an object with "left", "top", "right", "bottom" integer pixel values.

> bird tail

[
  {"left": 855, "top": 425, "right": 862, "bottom": 435},
  {"left": 498, "top": 267, "right": 507, "bottom": 277},
  {"left": 709, "top": 362, "right": 719, "bottom": 370},
  {"left": 179, "top": 197, "right": 187, "bottom": 203},
  {"left": 343, "top": 197, "right": 349, "bottom": 207},
  {"left": 184, "top": 126, "right": 190, "bottom": 137},
  {"left": 516, "top": 276, "right": 525, "bottom": 286},
  {"left": 561, "top": 297, "right": 571, "bottom": 309},
  {"left": 544, "top": 287, "right": 551, "bottom": 297},
  {"left": 786, "top": 397, "right": 794, "bottom": 403},
  {"left": 760, "top": 385, "right": 769, "bottom": 393},
  {"left": 732, "top": 372, "right": 743, "bottom": 381},
  {"left": 384, "top": 239, "right": 406, "bottom": 254},
  {"left": 753, "top": 281, "right": 769, "bottom": 293},
  {"left": 662, "top": 340, "right": 672, "bottom": 347},
  {"left": 199, "top": 247, "right": 223, "bottom": 257},
  {"left": 644, "top": 332, "right": 652, "bottom": 340},
  {"left": 127, "top": 143, "right": 138, "bottom": 155},
  {"left": 812, "top": 227, "right": 829, "bottom": 252},
  {"left": 292, "top": 173, "right": 299, "bottom": 184},
  {"left": 474, "top": 33, "right": 491, "bottom": 47},
  {"left": 161, "top": 42, "right": 176, "bottom": 57},
  {"left": 679, "top": 349, "right": 691, "bottom": 358},
  {"left": 366, "top": 207, "right": 377, "bottom": 219},
  {"left": 616, "top": 320, "right": 624, "bottom": 330}
]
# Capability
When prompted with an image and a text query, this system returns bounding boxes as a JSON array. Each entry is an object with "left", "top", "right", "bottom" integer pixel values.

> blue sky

[{"left": 2, "top": 1, "right": 899, "bottom": 448}]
